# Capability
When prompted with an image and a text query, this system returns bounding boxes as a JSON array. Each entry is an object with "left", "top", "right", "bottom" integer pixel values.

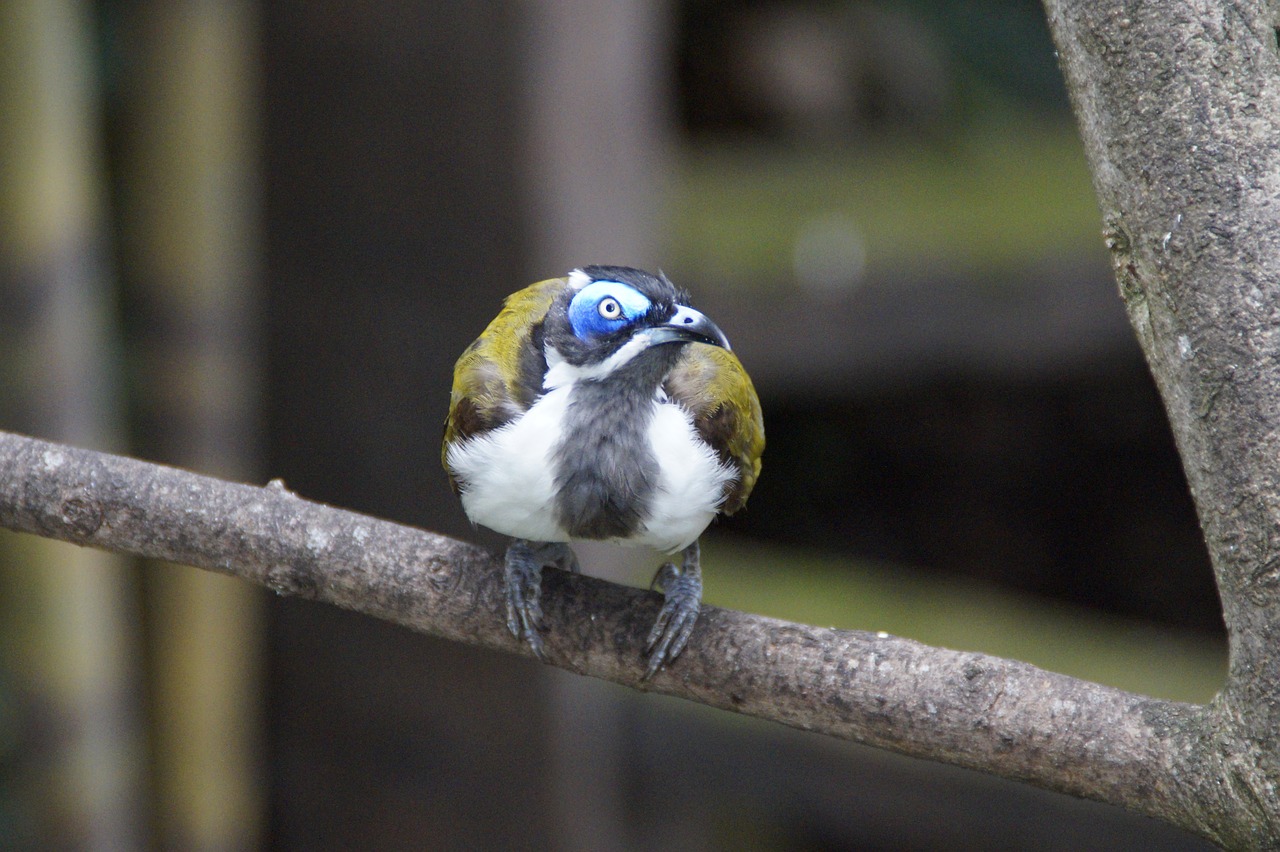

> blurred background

[{"left": 0, "top": 0, "right": 1224, "bottom": 849}]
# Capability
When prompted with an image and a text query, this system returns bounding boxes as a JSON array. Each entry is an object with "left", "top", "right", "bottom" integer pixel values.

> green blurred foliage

[
  {"left": 704, "top": 537, "right": 1226, "bottom": 703},
  {"left": 671, "top": 120, "right": 1100, "bottom": 290}
]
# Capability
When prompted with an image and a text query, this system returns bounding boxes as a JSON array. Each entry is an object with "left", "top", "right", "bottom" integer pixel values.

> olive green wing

[
  {"left": 442, "top": 277, "right": 569, "bottom": 488},
  {"left": 664, "top": 344, "right": 765, "bottom": 515}
]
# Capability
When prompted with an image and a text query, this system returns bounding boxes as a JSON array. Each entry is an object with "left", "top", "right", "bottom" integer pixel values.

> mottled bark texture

[
  {"left": 1045, "top": 0, "right": 1280, "bottom": 847},
  {"left": 0, "top": 429, "right": 1213, "bottom": 840}
]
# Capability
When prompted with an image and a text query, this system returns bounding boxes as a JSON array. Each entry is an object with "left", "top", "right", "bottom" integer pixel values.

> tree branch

[{"left": 0, "top": 428, "right": 1209, "bottom": 836}]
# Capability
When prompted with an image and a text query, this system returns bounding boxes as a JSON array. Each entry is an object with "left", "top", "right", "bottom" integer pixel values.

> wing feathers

[
  {"left": 664, "top": 345, "right": 765, "bottom": 514},
  {"left": 442, "top": 278, "right": 569, "bottom": 485}
]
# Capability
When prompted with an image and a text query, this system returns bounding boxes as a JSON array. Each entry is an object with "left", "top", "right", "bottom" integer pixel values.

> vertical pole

[
  {"left": 0, "top": 2, "right": 146, "bottom": 848},
  {"left": 113, "top": 1, "right": 265, "bottom": 847},
  {"left": 519, "top": 1, "right": 676, "bottom": 847}
]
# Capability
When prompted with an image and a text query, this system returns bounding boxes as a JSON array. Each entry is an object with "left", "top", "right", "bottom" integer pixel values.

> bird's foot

[
  {"left": 644, "top": 543, "right": 703, "bottom": 678},
  {"left": 504, "top": 540, "right": 576, "bottom": 660}
]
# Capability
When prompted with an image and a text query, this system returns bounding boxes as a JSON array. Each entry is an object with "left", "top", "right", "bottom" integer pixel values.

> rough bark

[
  {"left": 0, "top": 429, "right": 1211, "bottom": 839},
  {"left": 1045, "top": 0, "right": 1280, "bottom": 847}
]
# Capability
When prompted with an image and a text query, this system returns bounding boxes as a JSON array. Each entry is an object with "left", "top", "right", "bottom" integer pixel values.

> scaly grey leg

[{"left": 645, "top": 541, "right": 703, "bottom": 678}]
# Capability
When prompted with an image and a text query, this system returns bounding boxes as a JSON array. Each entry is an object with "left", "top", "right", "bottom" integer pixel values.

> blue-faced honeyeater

[{"left": 442, "top": 266, "right": 764, "bottom": 676}]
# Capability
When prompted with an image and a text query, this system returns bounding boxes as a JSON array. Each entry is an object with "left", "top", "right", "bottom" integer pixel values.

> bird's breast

[
  {"left": 446, "top": 384, "right": 733, "bottom": 551},
  {"left": 445, "top": 387, "right": 572, "bottom": 543},
  {"left": 638, "top": 402, "right": 736, "bottom": 551}
]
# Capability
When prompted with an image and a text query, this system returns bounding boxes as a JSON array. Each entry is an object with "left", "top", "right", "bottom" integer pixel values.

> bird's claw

[
  {"left": 644, "top": 560, "right": 702, "bottom": 678},
  {"left": 504, "top": 540, "right": 579, "bottom": 661},
  {"left": 505, "top": 545, "right": 547, "bottom": 660}
]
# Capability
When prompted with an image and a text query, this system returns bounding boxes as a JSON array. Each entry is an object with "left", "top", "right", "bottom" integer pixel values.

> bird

[{"left": 442, "top": 266, "right": 763, "bottom": 676}]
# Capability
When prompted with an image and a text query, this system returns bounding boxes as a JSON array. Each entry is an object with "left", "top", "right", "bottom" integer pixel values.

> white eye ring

[{"left": 597, "top": 297, "right": 622, "bottom": 320}]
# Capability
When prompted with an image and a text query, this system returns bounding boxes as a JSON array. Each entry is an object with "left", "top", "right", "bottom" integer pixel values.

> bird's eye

[
  {"left": 567, "top": 279, "right": 650, "bottom": 340},
  {"left": 597, "top": 297, "right": 622, "bottom": 320}
]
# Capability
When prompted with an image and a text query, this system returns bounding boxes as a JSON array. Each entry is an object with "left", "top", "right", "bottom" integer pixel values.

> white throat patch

[{"left": 543, "top": 331, "right": 657, "bottom": 389}]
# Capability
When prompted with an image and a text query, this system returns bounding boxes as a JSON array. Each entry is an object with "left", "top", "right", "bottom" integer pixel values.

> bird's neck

[{"left": 549, "top": 347, "right": 683, "bottom": 540}]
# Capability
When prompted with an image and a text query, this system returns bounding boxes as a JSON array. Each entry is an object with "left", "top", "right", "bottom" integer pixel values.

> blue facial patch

[{"left": 568, "top": 280, "right": 653, "bottom": 339}]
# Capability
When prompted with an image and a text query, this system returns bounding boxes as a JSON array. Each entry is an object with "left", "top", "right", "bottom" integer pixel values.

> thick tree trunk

[{"left": 1045, "top": 0, "right": 1280, "bottom": 846}]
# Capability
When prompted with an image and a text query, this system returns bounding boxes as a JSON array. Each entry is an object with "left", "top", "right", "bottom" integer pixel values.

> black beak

[{"left": 651, "top": 305, "right": 731, "bottom": 350}]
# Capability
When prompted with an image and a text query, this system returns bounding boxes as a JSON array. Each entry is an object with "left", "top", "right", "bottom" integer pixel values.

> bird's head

[{"left": 543, "top": 266, "right": 729, "bottom": 385}]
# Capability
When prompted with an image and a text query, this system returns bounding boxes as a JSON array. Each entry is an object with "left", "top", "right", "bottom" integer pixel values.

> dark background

[{"left": 0, "top": 1, "right": 1222, "bottom": 848}]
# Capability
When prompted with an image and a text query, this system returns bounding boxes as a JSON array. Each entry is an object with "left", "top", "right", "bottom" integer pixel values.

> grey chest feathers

[{"left": 552, "top": 371, "right": 664, "bottom": 540}]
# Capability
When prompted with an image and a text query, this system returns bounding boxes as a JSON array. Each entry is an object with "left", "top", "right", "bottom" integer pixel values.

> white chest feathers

[{"left": 446, "top": 386, "right": 734, "bottom": 552}]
